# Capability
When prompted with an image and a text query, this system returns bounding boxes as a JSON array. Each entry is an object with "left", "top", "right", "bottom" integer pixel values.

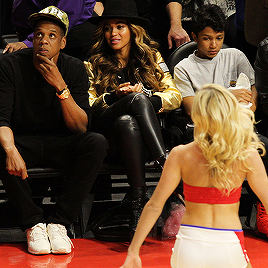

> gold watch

[{"left": 56, "top": 86, "right": 70, "bottom": 100}]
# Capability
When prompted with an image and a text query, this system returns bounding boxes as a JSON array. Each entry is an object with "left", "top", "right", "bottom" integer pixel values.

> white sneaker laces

[
  {"left": 29, "top": 223, "right": 48, "bottom": 241},
  {"left": 48, "top": 224, "right": 74, "bottom": 248}
]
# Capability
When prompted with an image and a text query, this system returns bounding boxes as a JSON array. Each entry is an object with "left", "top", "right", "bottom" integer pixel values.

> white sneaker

[
  {"left": 47, "top": 223, "right": 73, "bottom": 254},
  {"left": 27, "top": 223, "right": 51, "bottom": 255}
]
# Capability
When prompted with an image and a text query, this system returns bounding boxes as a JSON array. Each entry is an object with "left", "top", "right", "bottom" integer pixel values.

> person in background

[
  {"left": 174, "top": 0, "right": 236, "bottom": 47},
  {"left": 174, "top": 4, "right": 268, "bottom": 239},
  {"left": 84, "top": 0, "right": 182, "bottom": 237},
  {"left": 244, "top": 0, "right": 268, "bottom": 49},
  {"left": 3, "top": 0, "right": 97, "bottom": 60},
  {"left": 233, "top": 0, "right": 257, "bottom": 66},
  {"left": 234, "top": 0, "right": 268, "bottom": 67},
  {"left": 0, "top": 6, "right": 108, "bottom": 255},
  {"left": 120, "top": 84, "right": 268, "bottom": 268},
  {"left": 255, "top": 37, "right": 268, "bottom": 121},
  {"left": 254, "top": 37, "right": 268, "bottom": 238},
  {"left": 0, "top": 0, "right": 14, "bottom": 38}
]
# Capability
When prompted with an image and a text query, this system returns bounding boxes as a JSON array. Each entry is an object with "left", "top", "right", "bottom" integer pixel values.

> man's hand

[
  {"left": 0, "top": 126, "right": 28, "bottom": 180},
  {"left": 34, "top": 55, "right": 88, "bottom": 133},
  {"left": 168, "top": 25, "right": 191, "bottom": 49},
  {"left": 6, "top": 146, "right": 28, "bottom": 180},
  {"left": 3, "top": 42, "right": 28, "bottom": 54},
  {"left": 35, "top": 54, "right": 65, "bottom": 90},
  {"left": 166, "top": 2, "right": 191, "bottom": 50}
]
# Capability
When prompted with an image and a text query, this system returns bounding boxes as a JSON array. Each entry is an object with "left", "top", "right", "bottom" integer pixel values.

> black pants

[
  {"left": 92, "top": 92, "right": 166, "bottom": 191},
  {"left": 0, "top": 132, "right": 108, "bottom": 231}
]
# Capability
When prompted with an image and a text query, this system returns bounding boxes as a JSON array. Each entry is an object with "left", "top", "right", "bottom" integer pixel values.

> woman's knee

[
  {"left": 128, "top": 92, "right": 154, "bottom": 115},
  {"left": 129, "top": 92, "right": 149, "bottom": 106},
  {"left": 114, "top": 115, "right": 139, "bottom": 131}
]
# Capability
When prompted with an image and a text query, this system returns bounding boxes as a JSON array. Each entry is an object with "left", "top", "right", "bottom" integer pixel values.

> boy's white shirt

[{"left": 174, "top": 48, "right": 255, "bottom": 99}]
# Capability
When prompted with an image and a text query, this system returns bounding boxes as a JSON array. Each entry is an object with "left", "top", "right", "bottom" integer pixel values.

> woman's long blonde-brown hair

[
  {"left": 88, "top": 21, "right": 168, "bottom": 95},
  {"left": 192, "top": 84, "right": 265, "bottom": 192}
]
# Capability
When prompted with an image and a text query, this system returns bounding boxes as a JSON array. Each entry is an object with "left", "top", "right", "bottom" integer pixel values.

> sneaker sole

[
  {"left": 51, "top": 249, "right": 71, "bottom": 254},
  {"left": 28, "top": 249, "right": 51, "bottom": 255}
]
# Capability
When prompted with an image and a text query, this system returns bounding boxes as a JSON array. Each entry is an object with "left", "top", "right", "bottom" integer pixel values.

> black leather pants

[{"left": 92, "top": 92, "right": 166, "bottom": 190}]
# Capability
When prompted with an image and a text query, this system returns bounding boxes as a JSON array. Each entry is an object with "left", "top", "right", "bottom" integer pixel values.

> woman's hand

[
  {"left": 131, "top": 83, "right": 143, "bottom": 93},
  {"left": 116, "top": 82, "right": 132, "bottom": 98},
  {"left": 120, "top": 254, "right": 142, "bottom": 268},
  {"left": 116, "top": 82, "right": 143, "bottom": 98},
  {"left": 115, "top": 82, "right": 144, "bottom": 98}
]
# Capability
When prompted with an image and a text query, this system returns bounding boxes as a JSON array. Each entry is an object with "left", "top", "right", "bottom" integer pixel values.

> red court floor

[{"left": 0, "top": 230, "right": 267, "bottom": 267}]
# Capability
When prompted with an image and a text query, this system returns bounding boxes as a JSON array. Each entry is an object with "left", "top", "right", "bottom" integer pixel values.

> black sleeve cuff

[
  {"left": 150, "top": 95, "right": 162, "bottom": 112},
  {"left": 166, "top": 0, "right": 182, "bottom": 5},
  {"left": 104, "top": 91, "right": 119, "bottom": 105}
]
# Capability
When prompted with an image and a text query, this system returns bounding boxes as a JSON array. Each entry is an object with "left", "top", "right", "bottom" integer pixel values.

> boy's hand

[{"left": 231, "top": 88, "right": 252, "bottom": 104}]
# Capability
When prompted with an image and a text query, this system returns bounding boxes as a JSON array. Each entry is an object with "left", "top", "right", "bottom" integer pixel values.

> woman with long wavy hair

[
  {"left": 84, "top": 0, "right": 182, "bottom": 236},
  {"left": 121, "top": 84, "right": 268, "bottom": 268}
]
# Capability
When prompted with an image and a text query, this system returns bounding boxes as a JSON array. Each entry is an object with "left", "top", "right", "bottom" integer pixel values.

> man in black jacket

[{"left": 0, "top": 6, "right": 108, "bottom": 255}]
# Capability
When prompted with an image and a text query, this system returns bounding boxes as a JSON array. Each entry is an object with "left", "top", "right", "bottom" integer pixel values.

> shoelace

[
  {"left": 48, "top": 224, "right": 74, "bottom": 248},
  {"left": 30, "top": 224, "right": 48, "bottom": 241}
]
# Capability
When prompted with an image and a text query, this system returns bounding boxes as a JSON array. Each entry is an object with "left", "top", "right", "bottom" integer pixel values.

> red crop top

[{"left": 183, "top": 182, "right": 242, "bottom": 204}]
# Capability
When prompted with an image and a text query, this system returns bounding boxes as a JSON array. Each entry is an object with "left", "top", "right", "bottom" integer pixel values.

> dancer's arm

[
  {"left": 120, "top": 146, "right": 183, "bottom": 267},
  {"left": 247, "top": 149, "right": 268, "bottom": 213}
]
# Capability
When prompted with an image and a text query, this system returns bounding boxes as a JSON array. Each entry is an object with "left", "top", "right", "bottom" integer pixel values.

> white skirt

[{"left": 170, "top": 224, "right": 249, "bottom": 268}]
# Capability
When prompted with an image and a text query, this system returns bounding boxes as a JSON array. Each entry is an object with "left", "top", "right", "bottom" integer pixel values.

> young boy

[
  {"left": 174, "top": 4, "right": 256, "bottom": 118},
  {"left": 174, "top": 4, "right": 268, "bottom": 239}
]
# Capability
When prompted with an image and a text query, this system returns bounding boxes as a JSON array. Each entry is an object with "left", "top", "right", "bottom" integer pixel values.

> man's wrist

[
  {"left": 56, "top": 86, "right": 70, "bottom": 99},
  {"left": 4, "top": 145, "right": 17, "bottom": 154}
]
